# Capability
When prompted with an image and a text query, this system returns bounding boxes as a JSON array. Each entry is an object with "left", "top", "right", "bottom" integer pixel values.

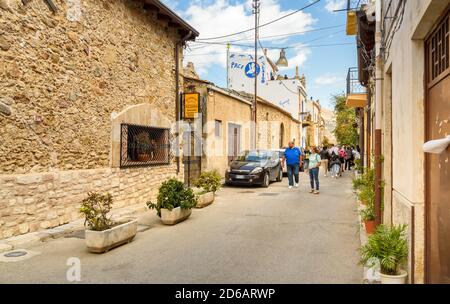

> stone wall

[
  {"left": 257, "top": 101, "right": 300, "bottom": 149},
  {"left": 0, "top": 0, "right": 187, "bottom": 239},
  {"left": 0, "top": 164, "right": 181, "bottom": 239},
  {"left": 0, "top": 0, "right": 180, "bottom": 174}
]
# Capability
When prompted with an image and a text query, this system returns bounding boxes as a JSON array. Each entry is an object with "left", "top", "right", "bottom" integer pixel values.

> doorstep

[{"left": 0, "top": 203, "right": 148, "bottom": 253}]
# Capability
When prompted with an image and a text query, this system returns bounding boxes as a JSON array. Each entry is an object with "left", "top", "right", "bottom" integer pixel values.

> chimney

[{"left": 295, "top": 66, "right": 300, "bottom": 79}]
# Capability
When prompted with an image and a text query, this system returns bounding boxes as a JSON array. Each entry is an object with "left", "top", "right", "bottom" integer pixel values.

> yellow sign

[{"left": 184, "top": 93, "right": 199, "bottom": 119}]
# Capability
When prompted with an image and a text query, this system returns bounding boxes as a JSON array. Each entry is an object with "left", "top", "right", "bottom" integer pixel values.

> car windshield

[{"left": 237, "top": 150, "right": 271, "bottom": 162}]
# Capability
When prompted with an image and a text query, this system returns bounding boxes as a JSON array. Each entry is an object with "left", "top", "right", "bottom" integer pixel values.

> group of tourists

[{"left": 282, "top": 142, "right": 361, "bottom": 195}]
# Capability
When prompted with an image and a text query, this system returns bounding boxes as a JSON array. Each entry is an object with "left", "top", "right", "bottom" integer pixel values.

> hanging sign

[{"left": 184, "top": 93, "right": 199, "bottom": 119}]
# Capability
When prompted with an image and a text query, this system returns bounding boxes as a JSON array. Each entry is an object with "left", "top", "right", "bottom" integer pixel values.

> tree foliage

[{"left": 332, "top": 94, "right": 359, "bottom": 146}]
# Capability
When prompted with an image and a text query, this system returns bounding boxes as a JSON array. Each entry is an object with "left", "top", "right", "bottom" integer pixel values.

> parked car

[
  {"left": 225, "top": 150, "right": 283, "bottom": 187},
  {"left": 271, "top": 148, "right": 287, "bottom": 175}
]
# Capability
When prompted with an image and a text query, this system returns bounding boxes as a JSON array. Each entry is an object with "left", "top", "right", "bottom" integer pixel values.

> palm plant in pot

[
  {"left": 360, "top": 224, "right": 409, "bottom": 284},
  {"left": 147, "top": 178, "right": 197, "bottom": 225},
  {"left": 192, "top": 170, "right": 222, "bottom": 208},
  {"left": 80, "top": 192, "right": 137, "bottom": 253},
  {"left": 359, "top": 202, "right": 376, "bottom": 234}
]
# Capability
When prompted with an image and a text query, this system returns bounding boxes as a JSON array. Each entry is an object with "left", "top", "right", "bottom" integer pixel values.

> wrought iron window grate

[
  {"left": 120, "top": 124, "right": 170, "bottom": 168},
  {"left": 428, "top": 13, "right": 449, "bottom": 82}
]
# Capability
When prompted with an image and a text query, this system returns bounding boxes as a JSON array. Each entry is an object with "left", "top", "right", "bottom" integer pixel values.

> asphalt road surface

[{"left": 0, "top": 171, "right": 362, "bottom": 284}]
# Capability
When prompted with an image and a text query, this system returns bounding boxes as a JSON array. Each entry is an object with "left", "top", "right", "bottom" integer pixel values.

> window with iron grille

[
  {"left": 428, "top": 12, "right": 449, "bottom": 83},
  {"left": 120, "top": 124, "right": 170, "bottom": 168}
]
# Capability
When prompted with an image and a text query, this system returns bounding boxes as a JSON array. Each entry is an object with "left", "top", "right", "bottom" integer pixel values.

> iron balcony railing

[
  {"left": 347, "top": 0, "right": 371, "bottom": 11},
  {"left": 347, "top": 67, "right": 366, "bottom": 95}
]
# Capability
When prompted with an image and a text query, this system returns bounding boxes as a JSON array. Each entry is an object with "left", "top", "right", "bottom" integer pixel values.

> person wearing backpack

[
  {"left": 320, "top": 146, "right": 330, "bottom": 177},
  {"left": 308, "top": 146, "right": 322, "bottom": 194},
  {"left": 338, "top": 146, "right": 347, "bottom": 175}
]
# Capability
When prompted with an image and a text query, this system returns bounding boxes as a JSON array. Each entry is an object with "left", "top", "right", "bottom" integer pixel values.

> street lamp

[{"left": 276, "top": 48, "right": 288, "bottom": 67}]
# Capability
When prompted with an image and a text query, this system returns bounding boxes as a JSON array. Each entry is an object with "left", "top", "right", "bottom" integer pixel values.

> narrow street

[{"left": 0, "top": 173, "right": 361, "bottom": 284}]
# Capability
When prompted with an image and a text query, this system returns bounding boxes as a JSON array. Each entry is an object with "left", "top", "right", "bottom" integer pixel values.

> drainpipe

[
  {"left": 374, "top": 0, "right": 383, "bottom": 226},
  {"left": 175, "top": 31, "right": 193, "bottom": 175}
]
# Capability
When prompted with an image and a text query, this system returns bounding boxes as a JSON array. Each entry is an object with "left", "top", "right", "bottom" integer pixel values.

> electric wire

[{"left": 196, "top": 0, "right": 321, "bottom": 41}]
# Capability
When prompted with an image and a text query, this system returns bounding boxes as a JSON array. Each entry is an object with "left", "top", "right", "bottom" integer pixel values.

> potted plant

[
  {"left": 136, "top": 132, "right": 151, "bottom": 162},
  {"left": 192, "top": 170, "right": 222, "bottom": 208},
  {"left": 147, "top": 178, "right": 197, "bottom": 225},
  {"left": 80, "top": 192, "right": 138, "bottom": 253},
  {"left": 360, "top": 203, "right": 376, "bottom": 234},
  {"left": 360, "top": 224, "right": 409, "bottom": 284}
]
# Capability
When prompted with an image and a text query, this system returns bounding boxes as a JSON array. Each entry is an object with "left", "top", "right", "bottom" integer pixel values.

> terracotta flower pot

[
  {"left": 137, "top": 153, "right": 151, "bottom": 162},
  {"left": 365, "top": 220, "right": 376, "bottom": 234}
]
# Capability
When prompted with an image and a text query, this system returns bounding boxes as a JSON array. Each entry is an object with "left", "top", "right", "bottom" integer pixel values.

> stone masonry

[
  {"left": 0, "top": 0, "right": 191, "bottom": 239},
  {"left": 0, "top": 0, "right": 179, "bottom": 173}
]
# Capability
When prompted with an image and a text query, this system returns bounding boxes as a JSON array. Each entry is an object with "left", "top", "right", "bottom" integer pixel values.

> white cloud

[
  {"left": 324, "top": 0, "right": 346, "bottom": 12},
  {"left": 314, "top": 74, "right": 344, "bottom": 86},
  {"left": 177, "top": 0, "right": 316, "bottom": 78}
]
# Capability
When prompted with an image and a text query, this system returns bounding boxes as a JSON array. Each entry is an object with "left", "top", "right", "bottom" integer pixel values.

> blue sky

[{"left": 162, "top": 0, "right": 356, "bottom": 109}]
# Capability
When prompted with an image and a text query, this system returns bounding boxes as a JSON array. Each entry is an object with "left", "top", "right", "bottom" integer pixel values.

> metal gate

[{"left": 425, "top": 8, "right": 450, "bottom": 284}]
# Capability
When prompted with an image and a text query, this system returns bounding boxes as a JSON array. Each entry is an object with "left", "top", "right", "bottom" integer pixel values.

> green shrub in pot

[
  {"left": 80, "top": 192, "right": 114, "bottom": 231},
  {"left": 147, "top": 178, "right": 197, "bottom": 217},
  {"left": 193, "top": 170, "right": 222, "bottom": 193},
  {"left": 360, "top": 224, "right": 409, "bottom": 276}
]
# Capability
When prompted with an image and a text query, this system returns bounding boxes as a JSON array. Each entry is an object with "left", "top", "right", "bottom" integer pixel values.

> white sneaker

[
  {"left": 295, "top": 183, "right": 299, "bottom": 188},
  {"left": 289, "top": 186, "right": 293, "bottom": 189}
]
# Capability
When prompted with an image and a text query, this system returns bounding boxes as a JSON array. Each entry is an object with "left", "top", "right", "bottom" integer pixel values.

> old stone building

[
  {"left": 182, "top": 65, "right": 300, "bottom": 179},
  {"left": 0, "top": 0, "right": 198, "bottom": 239}
]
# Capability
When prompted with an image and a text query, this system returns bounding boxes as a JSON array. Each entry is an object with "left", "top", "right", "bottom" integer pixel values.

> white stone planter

[
  {"left": 380, "top": 270, "right": 408, "bottom": 284},
  {"left": 85, "top": 220, "right": 138, "bottom": 253},
  {"left": 195, "top": 192, "right": 215, "bottom": 208},
  {"left": 160, "top": 207, "right": 192, "bottom": 225}
]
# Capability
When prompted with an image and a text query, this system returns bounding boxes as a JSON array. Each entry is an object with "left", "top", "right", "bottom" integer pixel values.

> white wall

[{"left": 228, "top": 52, "right": 306, "bottom": 121}]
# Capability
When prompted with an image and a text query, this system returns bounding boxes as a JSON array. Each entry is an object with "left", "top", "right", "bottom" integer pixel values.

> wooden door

[{"left": 425, "top": 9, "right": 450, "bottom": 284}]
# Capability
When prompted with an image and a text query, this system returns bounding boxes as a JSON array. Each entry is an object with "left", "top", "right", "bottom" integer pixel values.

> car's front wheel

[{"left": 262, "top": 172, "right": 270, "bottom": 188}]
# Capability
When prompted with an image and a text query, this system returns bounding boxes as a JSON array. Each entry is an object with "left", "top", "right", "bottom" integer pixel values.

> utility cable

[{"left": 196, "top": 0, "right": 321, "bottom": 41}]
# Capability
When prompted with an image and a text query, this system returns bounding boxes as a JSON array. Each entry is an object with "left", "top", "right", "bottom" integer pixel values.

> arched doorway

[{"left": 279, "top": 123, "right": 285, "bottom": 148}]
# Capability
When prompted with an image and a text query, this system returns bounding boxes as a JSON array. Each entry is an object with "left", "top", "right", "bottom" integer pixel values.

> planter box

[
  {"left": 195, "top": 192, "right": 215, "bottom": 208},
  {"left": 380, "top": 270, "right": 408, "bottom": 284},
  {"left": 161, "top": 207, "right": 192, "bottom": 225},
  {"left": 85, "top": 220, "right": 138, "bottom": 253}
]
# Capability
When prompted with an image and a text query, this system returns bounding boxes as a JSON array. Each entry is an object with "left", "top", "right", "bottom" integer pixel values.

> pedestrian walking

[
  {"left": 303, "top": 146, "right": 311, "bottom": 172},
  {"left": 282, "top": 141, "right": 303, "bottom": 189},
  {"left": 320, "top": 146, "right": 329, "bottom": 177},
  {"left": 329, "top": 149, "right": 341, "bottom": 178},
  {"left": 345, "top": 146, "right": 353, "bottom": 171},
  {"left": 308, "top": 146, "right": 321, "bottom": 194},
  {"left": 338, "top": 146, "right": 346, "bottom": 175}
]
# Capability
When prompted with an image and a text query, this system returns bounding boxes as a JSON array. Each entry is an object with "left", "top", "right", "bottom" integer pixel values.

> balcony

[
  {"left": 346, "top": 67, "right": 367, "bottom": 108},
  {"left": 346, "top": 0, "right": 372, "bottom": 35},
  {"left": 301, "top": 113, "right": 312, "bottom": 127}
]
